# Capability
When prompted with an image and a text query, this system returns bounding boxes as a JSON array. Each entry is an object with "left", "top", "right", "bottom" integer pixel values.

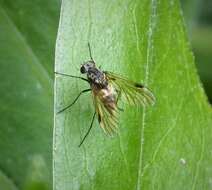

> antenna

[{"left": 88, "top": 42, "right": 94, "bottom": 61}]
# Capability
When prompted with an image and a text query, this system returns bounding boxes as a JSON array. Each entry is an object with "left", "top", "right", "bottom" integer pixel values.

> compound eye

[{"left": 80, "top": 66, "right": 86, "bottom": 74}]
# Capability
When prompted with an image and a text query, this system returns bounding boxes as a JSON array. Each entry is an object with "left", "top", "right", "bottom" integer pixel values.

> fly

[{"left": 55, "top": 43, "right": 155, "bottom": 147}]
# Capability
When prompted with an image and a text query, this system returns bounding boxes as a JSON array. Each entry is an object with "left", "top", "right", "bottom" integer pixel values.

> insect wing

[
  {"left": 92, "top": 87, "right": 119, "bottom": 136},
  {"left": 105, "top": 71, "right": 155, "bottom": 106}
]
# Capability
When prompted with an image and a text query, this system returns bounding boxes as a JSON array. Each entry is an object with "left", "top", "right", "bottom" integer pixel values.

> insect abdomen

[{"left": 99, "top": 88, "right": 116, "bottom": 114}]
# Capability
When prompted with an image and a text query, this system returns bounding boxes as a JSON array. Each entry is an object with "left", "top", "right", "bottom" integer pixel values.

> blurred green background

[
  {"left": 0, "top": 0, "right": 60, "bottom": 189},
  {"left": 181, "top": 0, "right": 212, "bottom": 103}
]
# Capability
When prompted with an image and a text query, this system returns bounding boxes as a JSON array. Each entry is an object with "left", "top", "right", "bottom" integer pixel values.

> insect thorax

[{"left": 87, "top": 68, "right": 108, "bottom": 88}]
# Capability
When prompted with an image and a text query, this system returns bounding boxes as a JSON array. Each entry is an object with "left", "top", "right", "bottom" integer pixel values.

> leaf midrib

[{"left": 136, "top": 0, "right": 157, "bottom": 189}]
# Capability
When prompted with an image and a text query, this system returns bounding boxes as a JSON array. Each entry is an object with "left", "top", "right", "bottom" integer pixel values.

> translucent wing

[
  {"left": 105, "top": 71, "right": 155, "bottom": 106},
  {"left": 92, "top": 85, "right": 120, "bottom": 136}
]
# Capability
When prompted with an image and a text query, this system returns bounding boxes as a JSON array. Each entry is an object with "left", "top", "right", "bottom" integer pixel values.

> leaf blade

[{"left": 54, "top": 0, "right": 212, "bottom": 190}]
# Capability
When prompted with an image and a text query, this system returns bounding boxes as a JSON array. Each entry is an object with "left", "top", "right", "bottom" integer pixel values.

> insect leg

[
  {"left": 116, "top": 90, "right": 124, "bottom": 112},
  {"left": 57, "top": 89, "right": 91, "bottom": 114},
  {"left": 79, "top": 112, "right": 96, "bottom": 147},
  {"left": 117, "top": 107, "right": 124, "bottom": 112},
  {"left": 55, "top": 71, "right": 89, "bottom": 82}
]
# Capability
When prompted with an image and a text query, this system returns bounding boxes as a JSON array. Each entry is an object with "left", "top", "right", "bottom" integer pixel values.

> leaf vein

[
  {"left": 136, "top": 0, "right": 157, "bottom": 189},
  {"left": 141, "top": 97, "right": 185, "bottom": 176}
]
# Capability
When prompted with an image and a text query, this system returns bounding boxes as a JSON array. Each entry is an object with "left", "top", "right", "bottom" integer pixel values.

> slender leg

[
  {"left": 116, "top": 90, "right": 124, "bottom": 112},
  {"left": 118, "top": 107, "right": 124, "bottom": 112},
  {"left": 55, "top": 71, "right": 89, "bottom": 82},
  {"left": 57, "top": 89, "right": 91, "bottom": 114},
  {"left": 116, "top": 90, "right": 121, "bottom": 104},
  {"left": 79, "top": 112, "right": 96, "bottom": 147}
]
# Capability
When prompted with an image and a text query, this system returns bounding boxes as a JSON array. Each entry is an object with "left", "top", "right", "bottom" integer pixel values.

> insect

[{"left": 55, "top": 43, "right": 155, "bottom": 147}]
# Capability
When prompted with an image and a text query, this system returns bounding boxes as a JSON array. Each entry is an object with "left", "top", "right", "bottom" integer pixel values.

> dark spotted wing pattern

[{"left": 105, "top": 71, "right": 155, "bottom": 106}]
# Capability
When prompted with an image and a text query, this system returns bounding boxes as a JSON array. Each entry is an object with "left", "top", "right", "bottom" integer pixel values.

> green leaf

[
  {"left": 0, "top": 170, "right": 18, "bottom": 190},
  {"left": 0, "top": 1, "right": 59, "bottom": 189},
  {"left": 54, "top": 0, "right": 212, "bottom": 189},
  {"left": 191, "top": 26, "right": 212, "bottom": 102}
]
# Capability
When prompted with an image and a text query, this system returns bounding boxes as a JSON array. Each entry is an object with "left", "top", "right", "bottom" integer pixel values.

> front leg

[
  {"left": 57, "top": 89, "right": 91, "bottom": 114},
  {"left": 55, "top": 71, "right": 89, "bottom": 82}
]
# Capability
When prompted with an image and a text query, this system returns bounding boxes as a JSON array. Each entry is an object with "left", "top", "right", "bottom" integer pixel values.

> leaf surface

[{"left": 54, "top": 0, "right": 212, "bottom": 189}]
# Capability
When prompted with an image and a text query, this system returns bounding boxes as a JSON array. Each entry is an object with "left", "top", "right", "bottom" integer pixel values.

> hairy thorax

[{"left": 87, "top": 67, "right": 108, "bottom": 88}]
